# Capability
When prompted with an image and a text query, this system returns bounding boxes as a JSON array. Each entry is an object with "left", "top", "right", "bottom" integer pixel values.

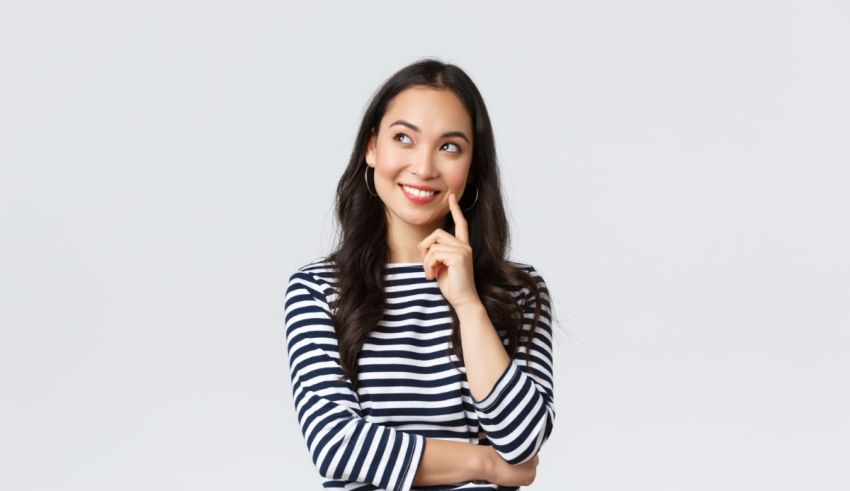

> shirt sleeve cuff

[
  {"left": 398, "top": 432, "right": 426, "bottom": 491},
  {"left": 472, "top": 359, "right": 521, "bottom": 413}
]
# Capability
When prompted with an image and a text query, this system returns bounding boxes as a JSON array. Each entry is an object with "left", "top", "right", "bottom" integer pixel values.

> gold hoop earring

[{"left": 364, "top": 166, "right": 378, "bottom": 197}]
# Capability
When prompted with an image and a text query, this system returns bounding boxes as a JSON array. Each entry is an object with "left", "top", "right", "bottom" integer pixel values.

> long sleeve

[
  {"left": 472, "top": 265, "right": 555, "bottom": 465},
  {"left": 284, "top": 270, "right": 426, "bottom": 491}
]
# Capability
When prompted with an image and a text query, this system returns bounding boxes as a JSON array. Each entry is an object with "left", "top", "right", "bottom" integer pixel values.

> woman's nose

[{"left": 409, "top": 148, "right": 438, "bottom": 178}]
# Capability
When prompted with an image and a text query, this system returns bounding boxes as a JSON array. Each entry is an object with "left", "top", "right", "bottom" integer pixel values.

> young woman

[{"left": 284, "top": 58, "right": 556, "bottom": 490}]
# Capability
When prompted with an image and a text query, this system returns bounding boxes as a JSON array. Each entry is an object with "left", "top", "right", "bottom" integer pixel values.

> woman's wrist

[
  {"left": 454, "top": 299, "right": 487, "bottom": 322},
  {"left": 469, "top": 443, "right": 496, "bottom": 482}
]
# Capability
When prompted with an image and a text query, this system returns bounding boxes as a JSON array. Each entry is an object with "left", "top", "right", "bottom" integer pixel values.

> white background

[{"left": 1, "top": 1, "right": 848, "bottom": 489}]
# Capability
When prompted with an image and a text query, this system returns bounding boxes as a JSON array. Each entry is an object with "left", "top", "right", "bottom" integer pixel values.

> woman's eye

[
  {"left": 393, "top": 133, "right": 412, "bottom": 144},
  {"left": 393, "top": 133, "right": 460, "bottom": 153},
  {"left": 442, "top": 142, "right": 461, "bottom": 153}
]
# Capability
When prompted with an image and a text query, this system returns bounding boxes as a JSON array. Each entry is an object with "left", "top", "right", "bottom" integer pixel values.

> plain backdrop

[{"left": 1, "top": 1, "right": 848, "bottom": 490}]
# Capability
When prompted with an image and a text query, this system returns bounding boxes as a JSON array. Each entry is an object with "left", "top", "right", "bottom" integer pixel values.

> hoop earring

[
  {"left": 461, "top": 182, "right": 478, "bottom": 212},
  {"left": 364, "top": 166, "right": 378, "bottom": 197}
]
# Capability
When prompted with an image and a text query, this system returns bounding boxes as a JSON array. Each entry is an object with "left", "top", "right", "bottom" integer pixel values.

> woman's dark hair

[{"left": 323, "top": 57, "right": 549, "bottom": 392}]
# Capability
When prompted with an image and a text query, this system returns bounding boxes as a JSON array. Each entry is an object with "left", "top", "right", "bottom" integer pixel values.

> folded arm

[{"left": 469, "top": 266, "right": 556, "bottom": 465}]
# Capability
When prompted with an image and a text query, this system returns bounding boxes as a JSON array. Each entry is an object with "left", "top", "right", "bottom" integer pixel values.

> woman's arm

[
  {"left": 411, "top": 438, "right": 487, "bottom": 486},
  {"left": 418, "top": 200, "right": 555, "bottom": 468},
  {"left": 459, "top": 265, "right": 556, "bottom": 466},
  {"left": 412, "top": 438, "right": 540, "bottom": 488},
  {"left": 285, "top": 271, "right": 426, "bottom": 491}
]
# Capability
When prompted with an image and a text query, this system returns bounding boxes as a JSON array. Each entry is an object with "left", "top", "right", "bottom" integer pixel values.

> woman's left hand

[{"left": 418, "top": 192, "right": 482, "bottom": 311}]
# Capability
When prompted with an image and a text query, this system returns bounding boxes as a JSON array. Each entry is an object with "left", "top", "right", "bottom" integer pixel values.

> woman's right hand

[{"left": 481, "top": 445, "right": 540, "bottom": 487}]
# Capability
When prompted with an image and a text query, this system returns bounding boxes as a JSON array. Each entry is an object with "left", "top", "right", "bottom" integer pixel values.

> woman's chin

[
  {"left": 396, "top": 211, "right": 440, "bottom": 228},
  {"left": 403, "top": 216, "right": 434, "bottom": 227}
]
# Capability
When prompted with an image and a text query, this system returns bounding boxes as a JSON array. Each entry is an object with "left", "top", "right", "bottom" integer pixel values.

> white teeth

[{"left": 402, "top": 185, "right": 436, "bottom": 198}]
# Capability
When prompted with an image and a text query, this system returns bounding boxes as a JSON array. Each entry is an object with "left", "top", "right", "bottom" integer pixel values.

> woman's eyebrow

[{"left": 389, "top": 119, "right": 470, "bottom": 144}]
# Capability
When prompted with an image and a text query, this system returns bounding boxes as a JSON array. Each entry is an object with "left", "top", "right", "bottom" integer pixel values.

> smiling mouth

[{"left": 399, "top": 184, "right": 440, "bottom": 202}]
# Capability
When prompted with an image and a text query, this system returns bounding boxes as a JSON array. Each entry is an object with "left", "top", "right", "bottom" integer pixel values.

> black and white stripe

[{"left": 283, "top": 258, "right": 555, "bottom": 490}]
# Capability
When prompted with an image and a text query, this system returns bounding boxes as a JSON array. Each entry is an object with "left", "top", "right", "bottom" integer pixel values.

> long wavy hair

[{"left": 323, "top": 58, "right": 548, "bottom": 392}]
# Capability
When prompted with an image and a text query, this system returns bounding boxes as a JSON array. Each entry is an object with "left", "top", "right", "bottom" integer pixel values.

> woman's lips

[{"left": 399, "top": 184, "right": 439, "bottom": 203}]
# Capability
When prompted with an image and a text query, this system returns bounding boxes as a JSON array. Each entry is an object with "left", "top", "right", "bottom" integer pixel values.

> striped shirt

[{"left": 283, "top": 258, "right": 555, "bottom": 491}]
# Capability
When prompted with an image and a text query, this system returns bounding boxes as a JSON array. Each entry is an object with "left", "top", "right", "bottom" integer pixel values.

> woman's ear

[{"left": 365, "top": 130, "right": 377, "bottom": 167}]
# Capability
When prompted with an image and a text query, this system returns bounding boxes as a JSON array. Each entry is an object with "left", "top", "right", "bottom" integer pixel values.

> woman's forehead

[{"left": 382, "top": 87, "right": 472, "bottom": 134}]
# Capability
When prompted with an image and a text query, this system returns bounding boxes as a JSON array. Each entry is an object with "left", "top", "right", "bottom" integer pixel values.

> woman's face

[{"left": 365, "top": 86, "right": 474, "bottom": 231}]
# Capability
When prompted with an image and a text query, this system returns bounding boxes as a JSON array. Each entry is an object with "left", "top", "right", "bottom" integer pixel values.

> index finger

[{"left": 448, "top": 192, "right": 469, "bottom": 244}]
